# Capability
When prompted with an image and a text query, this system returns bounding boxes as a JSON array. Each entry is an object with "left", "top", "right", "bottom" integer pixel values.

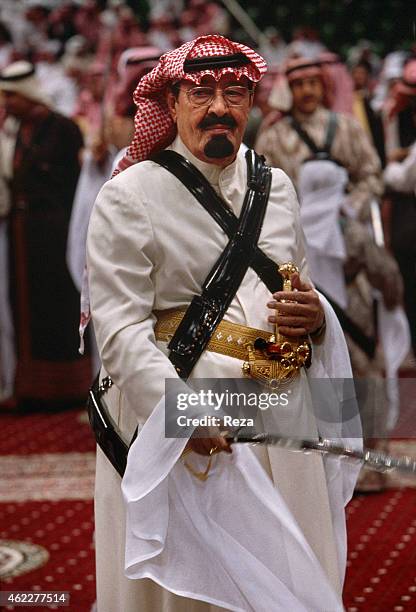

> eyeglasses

[{"left": 184, "top": 85, "right": 251, "bottom": 108}]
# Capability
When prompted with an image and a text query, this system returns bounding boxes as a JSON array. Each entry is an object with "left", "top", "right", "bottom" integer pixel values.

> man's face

[
  {"left": 88, "top": 72, "right": 105, "bottom": 99},
  {"left": 290, "top": 75, "right": 323, "bottom": 114},
  {"left": 352, "top": 65, "right": 370, "bottom": 91},
  {"left": 166, "top": 73, "right": 253, "bottom": 167},
  {"left": 0, "top": 91, "right": 33, "bottom": 118}
]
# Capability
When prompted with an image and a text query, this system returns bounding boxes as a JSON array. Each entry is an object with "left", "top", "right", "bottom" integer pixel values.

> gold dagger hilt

[
  {"left": 242, "top": 262, "right": 311, "bottom": 388},
  {"left": 274, "top": 262, "right": 299, "bottom": 346}
]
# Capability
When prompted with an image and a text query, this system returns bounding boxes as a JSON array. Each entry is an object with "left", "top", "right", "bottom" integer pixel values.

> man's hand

[
  {"left": 184, "top": 426, "right": 232, "bottom": 456},
  {"left": 267, "top": 272, "right": 324, "bottom": 337},
  {"left": 388, "top": 147, "right": 409, "bottom": 163},
  {"left": 91, "top": 136, "right": 109, "bottom": 166}
]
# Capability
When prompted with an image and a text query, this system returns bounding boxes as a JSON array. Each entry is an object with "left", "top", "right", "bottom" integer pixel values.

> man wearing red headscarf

[
  {"left": 87, "top": 37, "right": 359, "bottom": 611},
  {"left": 256, "top": 57, "right": 382, "bottom": 213},
  {"left": 256, "top": 57, "right": 407, "bottom": 492}
]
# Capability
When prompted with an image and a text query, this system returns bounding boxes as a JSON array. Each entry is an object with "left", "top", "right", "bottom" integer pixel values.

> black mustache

[{"left": 198, "top": 114, "right": 237, "bottom": 129}]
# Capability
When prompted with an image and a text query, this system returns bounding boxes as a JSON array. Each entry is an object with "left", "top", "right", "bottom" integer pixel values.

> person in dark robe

[
  {"left": 351, "top": 59, "right": 386, "bottom": 167},
  {"left": 0, "top": 60, "right": 90, "bottom": 410},
  {"left": 383, "top": 58, "right": 416, "bottom": 357}
]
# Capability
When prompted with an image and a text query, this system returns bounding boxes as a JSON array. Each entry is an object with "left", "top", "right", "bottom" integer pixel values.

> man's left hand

[{"left": 267, "top": 273, "right": 324, "bottom": 337}]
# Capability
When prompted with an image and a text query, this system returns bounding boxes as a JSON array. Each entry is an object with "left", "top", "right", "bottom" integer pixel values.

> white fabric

[
  {"left": 0, "top": 44, "right": 13, "bottom": 71},
  {"left": 87, "top": 137, "right": 360, "bottom": 611},
  {"left": 377, "top": 299, "right": 411, "bottom": 430},
  {"left": 67, "top": 148, "right": 117, "bottom": 292},
  {"left": 298, "top": 159, "right": 348, "bottom": 308},
  {"left": 0, "top": 61, "right": 53, "bottom": 108},
  {"left": 36, "top": 62, "right": 78, "bottom": 117},
  {"left": 67, "top": 148, "right": 117, "bottom": 374},
  {"left": 371, "top": 51, "right": 407, "bottom": 113},
  {"left": 111, "top": 147, "right": 127, "bottom": 176},
  {"left": 78, "top": 149, "right": 122, "bottom": 355},
  {"left": 122, "top": 402, "right": 342, "bottom": 612},
  {"left": 121, "top": 292, "right": 359, "bottom": 611},
  {"left": 384, "top": 142, "right": 416, "bottom": 195},
  {"left": 0, "top": 116, "right": 19, "bottom": 182}
]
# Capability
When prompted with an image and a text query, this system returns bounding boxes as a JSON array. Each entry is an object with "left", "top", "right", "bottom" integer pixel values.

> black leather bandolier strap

[
  {"left": 318, "top": 289, "right": 376, "bottom": 359},
  {"left": 289, "top": 111, "right": 340, "bottom": 163},
  {"left": 152, "top": 149, "right": 276, "bottom": 379},
  {"left": 152, "top": 150, "right": 284, "bottom": 294},
  {"left": 88, "top": 375, "right": 129, "bottom": 476}
]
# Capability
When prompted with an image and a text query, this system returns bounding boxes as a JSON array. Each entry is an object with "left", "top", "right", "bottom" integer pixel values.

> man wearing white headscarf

[
  {"left": 87, "top": 36, "right": 360, "bottom": 611},
  {"left": 0, "top": 60, "right": 90, "bottom": 408}
]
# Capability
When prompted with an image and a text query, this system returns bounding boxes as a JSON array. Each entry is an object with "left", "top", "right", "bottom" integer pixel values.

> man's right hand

[
  {"left": 388, "top": 147, "right": 409, "bottom": 163},
  {"left": 91, "top": 136, "right": 109, "bottom": 166},
  {"left": 184, "top": 426, "right": 232, "bottom": 456}
]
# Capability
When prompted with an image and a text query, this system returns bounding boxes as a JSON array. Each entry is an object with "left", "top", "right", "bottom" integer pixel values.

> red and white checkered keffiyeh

[
  {"left": 113, "top": 34, "right": 267, "bottom": 174},
  {"left": 79, "top": 35, "right": 266, "bottom": 353}
]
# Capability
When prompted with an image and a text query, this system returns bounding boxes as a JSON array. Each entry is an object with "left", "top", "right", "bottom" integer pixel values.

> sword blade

[{"left": 225, "top": 432, "right": 416, "bottom": 475}]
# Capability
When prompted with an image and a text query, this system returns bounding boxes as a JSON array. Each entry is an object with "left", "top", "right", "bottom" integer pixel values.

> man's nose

[
  {"left": 302, "top": 83, "right": 314, "bottom": 96},
  {"left": 207, "top": 90, "right": 228, "bottom": 114}
]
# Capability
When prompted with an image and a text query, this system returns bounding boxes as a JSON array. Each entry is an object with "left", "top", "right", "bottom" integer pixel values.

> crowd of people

[
  {"left": 0, "top": 1, "right": 415, "bottom": 611},
  {"left": 0, "top": 0, "right": 414, "bottom": 409}
]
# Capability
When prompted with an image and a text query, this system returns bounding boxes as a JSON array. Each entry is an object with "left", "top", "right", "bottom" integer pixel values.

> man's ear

[{"left": 166, "top": 90, "right": 178, "bottom": 123}]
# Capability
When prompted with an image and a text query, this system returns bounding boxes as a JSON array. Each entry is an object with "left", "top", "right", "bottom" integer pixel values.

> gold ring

[
  {"left": 181, "top": 446, "right": 219, "bottom": 482},
  {"left": 183, "top": 455, "right": 213, "bottom": 482}
]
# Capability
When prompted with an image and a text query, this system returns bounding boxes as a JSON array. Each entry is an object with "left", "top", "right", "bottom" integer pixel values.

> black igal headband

[
  {"left": 126, "top": 56, "right": 160, "bottom": 66},
  {"left": 401, "top": 78, "right": 416, "bottom": 91},
  {"left": 184, "top": 53, "right": 251, "bottom": 73},
  {"left": 285, "top": 61, "right": 321, "bottom": 77}
]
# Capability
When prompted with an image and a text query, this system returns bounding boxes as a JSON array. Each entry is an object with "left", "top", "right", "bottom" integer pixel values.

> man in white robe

[
  {"left": 86, "top": 35, "right": 359, "bottom": 612},
  {"left": 256, "top": 56, "right": 408, "bottom": 492}
]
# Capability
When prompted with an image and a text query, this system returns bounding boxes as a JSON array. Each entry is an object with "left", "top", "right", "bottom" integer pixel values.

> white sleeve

[
  {"left": 86, "top": 175, "right": 178, "bottom": 422},
  {"left": 384, "top": 143, "right": 416, "bottom": 194},
  {"left": 67, "top": 151, "right": 115, "bottom": 291}
]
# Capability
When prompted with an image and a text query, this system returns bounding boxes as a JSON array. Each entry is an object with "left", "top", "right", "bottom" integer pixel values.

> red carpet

[
  {"left": 0, "top": 500, "right": 95, "bottom": 611},
  {"left": 0, "top": 408, "right": 415, "bottom": 611},
  {"left": 0, "top": 410, "right": 96, "bottom": 611},
  {"left": 344, "top": 490, "right": 416, "bottom": 611}
]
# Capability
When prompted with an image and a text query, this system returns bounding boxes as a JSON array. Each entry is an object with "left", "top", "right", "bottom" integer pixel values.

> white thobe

[
  {"left": 87, "top": 136, "right": 358, "bottom": 611},
  {"left": 384, "top": 142, "right": 416, "bottom": 195}
]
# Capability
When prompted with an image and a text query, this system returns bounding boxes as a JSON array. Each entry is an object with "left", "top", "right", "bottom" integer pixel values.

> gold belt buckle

[{"left": 242, "top": 263, "right": 310, "bottom": 389}]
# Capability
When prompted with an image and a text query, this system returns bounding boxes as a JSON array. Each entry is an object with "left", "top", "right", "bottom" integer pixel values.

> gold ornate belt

[
  {"left": 154, "top": 308, "right": 270, "bottom": 362},
  {"left": 154, "top": 263, "right": 311, "bottom": 388}
]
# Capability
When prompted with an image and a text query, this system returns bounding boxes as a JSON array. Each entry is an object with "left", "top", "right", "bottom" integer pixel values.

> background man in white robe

[
  {"left": 86, "top": 35, "right": 359, "bottom": 612},
  {"left": 255, "top": 56, "right": 407, "bottom": 492}
]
